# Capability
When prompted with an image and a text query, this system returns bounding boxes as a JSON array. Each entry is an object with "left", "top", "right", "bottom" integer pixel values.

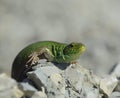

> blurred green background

[{"left": 0, "top": 0, "right": 120, "bottom": 76}]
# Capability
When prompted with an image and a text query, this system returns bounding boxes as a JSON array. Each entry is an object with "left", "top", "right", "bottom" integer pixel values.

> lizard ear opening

[
  {"left": 63, "top": 43, "right": 74, "bottom": 55},
  {"left": 69, "top": 43, "right": 74, "bottom": 48}
]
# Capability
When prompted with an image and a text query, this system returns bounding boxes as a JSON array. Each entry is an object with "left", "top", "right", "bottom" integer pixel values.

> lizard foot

[{"left": 26, "top": 52, "right": 40, "bottom": 68}]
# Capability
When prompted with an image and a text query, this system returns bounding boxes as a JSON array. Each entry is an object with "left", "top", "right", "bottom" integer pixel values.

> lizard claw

[
  {"left": 70, "top": 61, "right": 77, "bottom": 64},
  {"left": 26, "top": 52, "right": 40, "bottom": 67}
]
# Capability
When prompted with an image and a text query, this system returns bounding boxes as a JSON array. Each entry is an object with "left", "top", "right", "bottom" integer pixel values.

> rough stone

[
  {"left": 0, "top": 73, "right": 23, "bottom": 98},
  {"left": 31, "top": 91, "right": 47, "bottom": 98},
  {"left": 1, "top": 60, "right": 120, "bottom": 98},
  {"left": 110, "top": 62, "right": 120, "bottom": 78},
  {"left": 100, "top": 76, "right": 118, "bottom": 96},
  {"left": 110, "top": 62, "right": 120, "bottom": 92},
  {"left": 18, "top": 82, "right": 37, "bottom": 97},
  {"left": 26, "top": 62, "right": 103, "bottom": 98},
  {"left": 109, "top": 92, "right": 120, "bottom": 98}
]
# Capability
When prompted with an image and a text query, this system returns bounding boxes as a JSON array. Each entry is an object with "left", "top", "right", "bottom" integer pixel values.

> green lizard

[{"left": 11, "top": 41, "right": 86, "bottom": 81}]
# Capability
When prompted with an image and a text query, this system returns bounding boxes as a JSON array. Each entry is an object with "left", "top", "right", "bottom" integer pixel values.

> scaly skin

[{"left": 11, "top": 41, "right": 86, "bottom": 81}]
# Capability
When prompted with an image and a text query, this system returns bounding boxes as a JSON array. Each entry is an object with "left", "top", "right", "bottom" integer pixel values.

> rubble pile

[{"left": 0, "top": 60, "right": 120, "bottom": 98}]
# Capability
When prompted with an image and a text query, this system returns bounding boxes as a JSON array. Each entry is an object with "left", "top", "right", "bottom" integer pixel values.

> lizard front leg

[{"left": 25, "top": 47, "right": 54, "bottom": 69}]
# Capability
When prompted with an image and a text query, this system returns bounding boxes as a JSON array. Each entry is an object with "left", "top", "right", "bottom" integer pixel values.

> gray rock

[
  {"left": 110, "top": 62, "right": 120, "bottom": 78},
  {"left": 110, "top": 62, "right": 120, "bottom": 92},
  {"left": 109, "top": 92, "right": 120, "bottom": 98},
  {"left": 64, "top": 64, "right": 100, "bottom": 98},
  {"left": 26, "top": 61, "right": 103, "bottom": 98},
  {"left": 86, "top": 88, "right": 100, "bottom": 98},
  {"left": 31, "top": 91, "right": 47, "bottom": 98},
  {"left": 18, "top": 82, "right": 37, "bottom": 97},
  {"left": 100, "top": 76, "right": 118, "bottom": 96},
  {"left": 0, "top": 73, "right": 23, "bottom": 98},
  {"left": 115, "top": 81, "right": 120, "bottom": 92},
  {"left": 27, "top": 62, "right": 66, "bottom": 98},
  {"left": 1, "top": 61, "right": 119, "bottom": 98}
]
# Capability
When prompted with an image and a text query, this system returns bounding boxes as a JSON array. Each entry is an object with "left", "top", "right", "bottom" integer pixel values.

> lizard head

[{"left": 63, "top": 42, "right": 86, "bottom": 61}]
